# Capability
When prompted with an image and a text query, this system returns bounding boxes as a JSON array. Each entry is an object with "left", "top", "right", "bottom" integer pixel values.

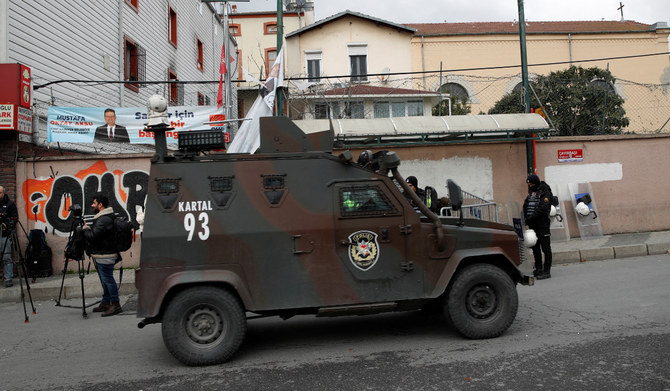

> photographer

[
  {"left": 81, "top": 193, "right": 122, "bottom": 317},
  {"left": 0, "top": 186, "right": 18, "bottom": 287}
]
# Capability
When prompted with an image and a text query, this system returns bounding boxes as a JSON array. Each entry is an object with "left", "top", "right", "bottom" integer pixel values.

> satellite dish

[
  {"left": 380, "top": 66, "right": 390, "bottom": 82},
  {"left": 284, "top": 0, "right": 296, "bottom": 11},
  {"left": 285, "top": 0, "right": 311, "bottom": 12}
]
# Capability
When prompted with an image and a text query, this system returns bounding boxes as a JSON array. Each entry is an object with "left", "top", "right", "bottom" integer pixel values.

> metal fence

[
  {"left": 285, "top": 69, "right": 670, "bottom": 135},
  {"left": 440, "top": 189, "right": 498, "bottom": 223}
]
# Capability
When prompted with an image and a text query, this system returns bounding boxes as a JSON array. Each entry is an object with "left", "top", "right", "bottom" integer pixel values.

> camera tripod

[
  {"left": 1, "top": 220, "right": 37, "bottom": 323},
  {"left": 55, "top": 215, "right": 98, "bottom": 319}
]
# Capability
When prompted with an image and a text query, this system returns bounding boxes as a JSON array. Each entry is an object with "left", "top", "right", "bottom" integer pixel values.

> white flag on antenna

[
  {"left": 227, "top": 47, "right": 284, "bottom": 154},
  {"left": 261, "top": 46, "right": 284, "bottom": 111}
]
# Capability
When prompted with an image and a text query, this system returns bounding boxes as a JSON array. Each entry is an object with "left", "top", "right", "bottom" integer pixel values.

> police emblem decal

[{"left": 347, "top": 230, "right": 379, "bottom": 271}]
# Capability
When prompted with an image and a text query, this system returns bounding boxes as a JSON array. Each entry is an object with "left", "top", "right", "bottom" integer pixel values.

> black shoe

[
  {"left": 544, "top": 271, "right": 551, "bottom": 279},
  {"left": 533, "top": 269, "right": 543, "bottom": 277},
  {"left": 5, "top": 279, "right": 12, "bottom": 287},
  {"left": 536, "top": 271, "right": 551, "bottom": 280}
]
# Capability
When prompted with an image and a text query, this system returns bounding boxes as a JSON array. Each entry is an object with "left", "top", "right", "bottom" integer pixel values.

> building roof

[
  {"left": 404, "top": 20, "right": 656, "bottom": 36},
  {"left": 286, "top": 10, "right": 415, "bottom": 38}
]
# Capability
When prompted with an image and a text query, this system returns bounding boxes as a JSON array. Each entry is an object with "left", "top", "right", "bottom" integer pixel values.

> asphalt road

[{"left": 1, "top": 255, "right": 669, "bottom": 391}]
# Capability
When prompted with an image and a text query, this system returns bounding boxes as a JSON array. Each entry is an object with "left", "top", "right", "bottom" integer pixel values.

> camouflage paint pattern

[{"left": 136, "top": 117, "right": 527, "bottom": 321}]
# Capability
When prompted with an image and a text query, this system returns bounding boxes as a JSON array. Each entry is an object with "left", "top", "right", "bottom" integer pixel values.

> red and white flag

[{"left": 217, "top": 43, "right": 235, "bottom": 109}]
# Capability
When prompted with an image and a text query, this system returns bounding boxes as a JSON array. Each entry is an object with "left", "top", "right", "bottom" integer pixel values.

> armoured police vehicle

[{"left": 135, "top": 115, "right": 533, "bottom": 366}]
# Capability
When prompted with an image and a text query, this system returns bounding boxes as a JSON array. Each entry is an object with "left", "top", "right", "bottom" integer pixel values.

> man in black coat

[
  {"left": 0, "top": 186, "right": 18, "bottom": 287},
  {"left": 82, "top": 193, "right": 122, "bottom": 316},
  {"left": 94, "top": 108, "right": 129, "bottom": 142},
  {"left": 523, "top": 174, "right": 553, "bottom": 279}
]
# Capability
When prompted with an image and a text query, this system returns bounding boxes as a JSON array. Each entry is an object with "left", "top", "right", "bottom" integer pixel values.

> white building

[{"left": 0, "top": 0, "right": 235, "bottom": 153}]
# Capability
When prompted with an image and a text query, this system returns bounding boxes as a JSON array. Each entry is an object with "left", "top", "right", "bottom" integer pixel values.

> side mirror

[{"left": 446, "top": 179, "right": 463, "bottom": 211}]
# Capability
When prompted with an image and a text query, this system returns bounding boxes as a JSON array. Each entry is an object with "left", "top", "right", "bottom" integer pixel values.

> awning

[{"left": 293, "top": 113, "right": 550, "bottom": 146}]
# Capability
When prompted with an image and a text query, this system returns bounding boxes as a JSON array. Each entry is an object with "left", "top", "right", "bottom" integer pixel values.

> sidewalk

[
  {"left": 0, "top": 266, "right": 135, "bottom": 304},
  {"left": 1, "top": 231, "right": 669, "bottom": 303}
]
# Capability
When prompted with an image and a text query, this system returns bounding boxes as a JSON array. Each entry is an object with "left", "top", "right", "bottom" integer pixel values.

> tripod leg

[
  {"left": 14, "top": 232, "right": 36, "bottom": 315},
  {"left": 55, "top": 257, "right": 70, "bottom": 306},
  {"left": 78, "top": 259, "right": 87, "bottom": 319}
]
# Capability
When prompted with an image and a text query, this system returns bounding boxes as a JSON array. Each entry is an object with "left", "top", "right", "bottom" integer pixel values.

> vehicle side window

[{"left": 340, "top": 185, "right": 397, "bottom": 217}]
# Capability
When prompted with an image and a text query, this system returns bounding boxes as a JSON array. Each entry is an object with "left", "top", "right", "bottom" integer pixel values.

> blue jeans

[
  {"left": 1, "top": 236, "right": 13, "bottom": 281},
  {"left": 95, "top": 262, "right": 118, "bottom": 303}
]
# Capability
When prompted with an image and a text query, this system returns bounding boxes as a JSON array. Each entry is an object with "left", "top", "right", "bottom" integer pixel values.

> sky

[{"left": 232, "top": 0, "right": 670, "bottom": 25}]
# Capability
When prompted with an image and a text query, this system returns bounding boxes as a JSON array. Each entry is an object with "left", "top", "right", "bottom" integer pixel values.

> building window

[
  {"left": 197, "top": 92, "right": 205, "bottom": 106},
  {"left": 591, "top": 79, "right": 617, "bottom": 95},
  {"left": 315, "top": 103, "right": 329, "bottom": 119},
  {"left": 168, "top": 5, "right": 178, "bottom": 47},
  {"left": 439, "top": 82, "right": 469, "bottom": 104},
  {"left": 124, "top": 36, "right": 145, "bottom": 92},
  {"left": 264, "top": 22, "right": 277, "bottom": 35},
  {"left": 344, "top": 101, "right": 365, "bottom": 119},
  {"left": 229, "top": 23, "right": 241, "bottom": 36},
  {"left": 168, "top": 69, "right": 183, "bottom": 105},
  {"left": 196, "top": 38, "right": 204, "bottom": 72},
  {"left": 125, "top": 0, "right": 138, "bottom": 12},
  {"left": 265, "top": 48, "right": 277, "bottom": 77},
  {"left": 306, "top": 51, "right": 321, "bottom": 83},
  {"left": 407, "top": 101, "right": 423, "bottom": 116},
  {"left": 348, "top": 44, "right": 367, "bottom": 82},
  {"left": 373, "top": 101, "right": 422, "bottom": 118},
  {"left": 373, "top": 101, "right": 390, "bottom": 118}
]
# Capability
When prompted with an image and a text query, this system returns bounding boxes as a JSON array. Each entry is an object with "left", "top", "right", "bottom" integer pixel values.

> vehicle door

[{"left": 333, "top": 180, "right": 424, "bottom": 302}]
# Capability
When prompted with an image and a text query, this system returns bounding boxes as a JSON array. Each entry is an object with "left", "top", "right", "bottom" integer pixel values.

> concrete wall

[
  {"left": 14, "top": 133, "right": 670, "bottom": 273},
  {"left": 347, "top": 133, "right": 670, "bottom": 234},
  {"left": 15, "top": 154, "right": 151, "bottom": 271}
]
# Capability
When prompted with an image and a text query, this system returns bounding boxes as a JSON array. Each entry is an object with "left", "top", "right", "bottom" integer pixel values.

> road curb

[
  {"left": 613, "top": 244, "right": 648, "bottom": 259},
  {"left": 648, "top": 242, "right": 670, "bottom": 255},
  {"left": 0, "top": 282, "right": 136, "bottom": 304}
]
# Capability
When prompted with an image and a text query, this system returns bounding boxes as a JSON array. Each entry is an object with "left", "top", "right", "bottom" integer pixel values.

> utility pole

[
  {"left": 223, "top": 2, "right": 232, "bottom": 127},
  {"left": 276, "top": 0, "right": 283, "bottom": 115},
  {"left": 517, "top": 0, "right": 534, "bottom": 174}
]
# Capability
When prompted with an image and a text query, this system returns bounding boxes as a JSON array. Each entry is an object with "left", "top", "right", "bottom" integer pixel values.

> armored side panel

[
  {"left": 258, "top": 116, "right": 334, "bottom": 153},
  {"left": 136, "top": 118, "right": 526, "bottom": 319}
]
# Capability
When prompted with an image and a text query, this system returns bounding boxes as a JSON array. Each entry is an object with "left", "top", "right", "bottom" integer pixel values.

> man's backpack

[
  {"left": 25, "top": 229, "right": 53, "bottom": 279},
  {"left": 113, "top": 215, "right": 135, "bottom": 252},
  {"left": 541, "top": 181, "right": 559, "bottom": 206}
]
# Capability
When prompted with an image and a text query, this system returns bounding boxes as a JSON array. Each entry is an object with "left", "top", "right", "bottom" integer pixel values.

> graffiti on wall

[{"left": 22, "top": 160, "right": 148, "bottom": 236}]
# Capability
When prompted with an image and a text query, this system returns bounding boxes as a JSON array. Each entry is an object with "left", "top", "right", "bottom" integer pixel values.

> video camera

[
  {"left": 64, "top": 204, "right": 86, "bottom": 260},
  {"left": 0, "top": 204, "right": 17, "bottom": 231}
]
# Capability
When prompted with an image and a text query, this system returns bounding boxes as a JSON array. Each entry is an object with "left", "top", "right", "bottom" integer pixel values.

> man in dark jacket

[
  {"left": 0, "top": 186, "right": 18, "bottom": 287},
  {"left": 404, "top": 176, "right": 426, "bottom": 212},
  {"left": 523, "top": 174, "right": 553, "bottom": 279},
  {"left": 82, "top": 193, "right": 122, "bottom": 316}
]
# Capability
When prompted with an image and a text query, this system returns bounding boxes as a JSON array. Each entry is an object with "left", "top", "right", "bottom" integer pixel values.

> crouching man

[{"left": 82, "top": 193, "right": 122, "bottom": 316}]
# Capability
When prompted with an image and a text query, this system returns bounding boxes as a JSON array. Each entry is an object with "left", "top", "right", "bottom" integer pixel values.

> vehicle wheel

[
  {"left": 162, "top": 286, "right": 246, "bottom": 366},
  {"left": 445, "top": 264, "right": 518, "bottom": 339}
]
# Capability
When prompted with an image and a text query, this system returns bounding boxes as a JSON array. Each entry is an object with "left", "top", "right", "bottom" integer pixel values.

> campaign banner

[{"left": 47, "top": 105, "right": 224, "bottom": 144}]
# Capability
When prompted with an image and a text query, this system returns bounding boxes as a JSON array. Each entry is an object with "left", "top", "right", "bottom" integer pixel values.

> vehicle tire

[
  {"left": 162, "top": 286, "right": 246, "bottom": 366},
  {"left": 445, "top": 264, "right": 518, "bottom": 339}
]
